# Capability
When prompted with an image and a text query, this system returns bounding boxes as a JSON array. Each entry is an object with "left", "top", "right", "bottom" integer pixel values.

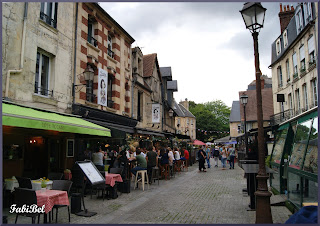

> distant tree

[{"left": 189, "top": 100, "right": 231, "bottom": 142}]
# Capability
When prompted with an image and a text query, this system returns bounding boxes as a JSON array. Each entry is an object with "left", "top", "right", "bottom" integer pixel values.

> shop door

[
  {"left": 48, "top": 139, "right": 61, "bottom": 173},
  {"left": 24, "top": 137, "right": 48, "bottom": 179}
]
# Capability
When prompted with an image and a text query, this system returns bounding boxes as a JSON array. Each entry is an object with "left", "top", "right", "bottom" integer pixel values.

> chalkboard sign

[
  {"left": 77, "top": 161, "right": 105, "bottom": 185},
  {"left": 66, "top": 139, "right": 74, "bottom": 157}
]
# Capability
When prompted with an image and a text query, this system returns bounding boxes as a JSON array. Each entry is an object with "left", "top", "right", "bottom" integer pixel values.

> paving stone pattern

[{"left": 4, "top": 159, "right": 292, "bottom": 224}]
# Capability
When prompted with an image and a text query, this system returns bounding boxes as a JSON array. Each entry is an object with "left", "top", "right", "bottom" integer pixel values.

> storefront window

[
  {"left": 303, "top": 117, "right": 318, "bottom": 174},
  {"left": 289, "top": 119, "right": 312, "bottom": 169},
  {"left": 302, "top": 180, "right": 318, "bottom": 204},
  {"left": 288, "top": 172, "right": 302, "bottom": 208},
  {"left": 271, "top": 128, "right": 288, "bottom": 164}
]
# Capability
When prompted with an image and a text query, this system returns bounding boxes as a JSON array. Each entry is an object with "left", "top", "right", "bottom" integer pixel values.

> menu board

[{"left": 77, "top": 161, "right": 105, "bottom": 185}]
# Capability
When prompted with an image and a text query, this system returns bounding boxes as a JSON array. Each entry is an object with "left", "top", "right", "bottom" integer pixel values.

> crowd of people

[
  {"left": 198, "top": 145, "right": 238, "bottom": 172},
  {"left": 89, "top": 144, "right": 191, "bottom": 183}
]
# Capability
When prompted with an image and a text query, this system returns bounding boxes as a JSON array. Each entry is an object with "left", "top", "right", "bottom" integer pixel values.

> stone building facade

[
  {"left": 174, "top": 99, "right": 196, "bottom": 140},
  {"left": 74, "top": 2, "right": 134, "bottom": 116},
  {"left": 2, "top": 2, "right": 75, "bottom": 112},
  {"left": 270, "top": 2, "right": 318, "bottom": 125}
]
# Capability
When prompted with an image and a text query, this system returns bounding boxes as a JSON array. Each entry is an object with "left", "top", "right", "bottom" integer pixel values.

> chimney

[
  {"left": 179, "top": 98, "right": 189, "bottom": 111},
  {"left": 279, "top": 3, "right": 295, "bottom": 33}
]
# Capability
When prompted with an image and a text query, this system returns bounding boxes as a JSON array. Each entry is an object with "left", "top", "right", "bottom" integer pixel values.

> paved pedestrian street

[{"left": 4, "top": 160, "right": 292, "bottom": 224}]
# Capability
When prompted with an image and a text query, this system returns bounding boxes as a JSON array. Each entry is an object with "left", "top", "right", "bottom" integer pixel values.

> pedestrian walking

[
  {"left": 220, "top": 146, "right": 227, "bottom": 169},
  {"left": 198, "top": 147, "right": 207, "bottom": 172},
  {"left": 213, "top": 146, "right": 220, "bottom": 167},
  {"left": 205, "top": 145, "right": 211, "bottom": 168},
  {"left": 228, "top": 146, "right": 235, "bottom": 169}
]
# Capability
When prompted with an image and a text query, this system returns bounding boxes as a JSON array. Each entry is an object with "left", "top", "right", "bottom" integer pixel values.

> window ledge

[
  {"left": 33, "top": 94, "right": 58, "bottom": 106},
  {"left": 86, "top": 42, "right": 100, "bottom": 53},
  {"left": 105, "top": 106, "right": 117, "bottom": 113},
  {"left": 107, "top": 55, "right": 117, "bottom": 64},
  {"left": 308, "top": 63, "right": 316, "bottom": 72},
  {"left": 39, "top": 19, "right": 58, "bottom": 34},
  {"left": 85, "top": 101, "right": 99, "bottom": 108}
]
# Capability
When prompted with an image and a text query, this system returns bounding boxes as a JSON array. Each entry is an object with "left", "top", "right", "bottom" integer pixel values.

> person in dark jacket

[{"left": 198, "top": 147, "right": 207, "bottom": 172}]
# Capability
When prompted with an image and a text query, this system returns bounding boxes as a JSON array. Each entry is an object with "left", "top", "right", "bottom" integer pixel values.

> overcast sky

[{"left": 100, "top": 2, "right": 297, "bottom": 107}]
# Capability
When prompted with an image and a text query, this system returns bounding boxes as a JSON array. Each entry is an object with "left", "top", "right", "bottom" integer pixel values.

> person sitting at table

[
  {"left": 92, "top": 146, "right": 105, "bottom": 171},
  {"left": 117, "top": 146, "right": 129, "bottom": 178},
  {"left": 129, "top": 149, "right": 147, "bottom": 178},
  {"left": 174, "top": 147, "right": 181, "bottom": 160}
]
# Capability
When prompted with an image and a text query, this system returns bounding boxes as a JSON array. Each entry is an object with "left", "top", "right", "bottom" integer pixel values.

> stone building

[
  {"left": 2, "top": 2, "right": 110, "bottom": 179},
  {"left": 229, "top": 101, "right": 241, "bottom": 138},
  {"left": 174, "top": 99, "right": 196, "bottom": 140},
  {"left": 131, "top": 47, "right": 163, "bottom": 136},
  {"left": 270, "top": 2, "right": 318, "bottom": 125},
  {"left": 3, "top": 2, "right": 75, "bottom": 112}
]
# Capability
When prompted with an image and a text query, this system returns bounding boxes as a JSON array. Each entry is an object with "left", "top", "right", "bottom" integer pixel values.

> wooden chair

[
  {"left": 51, "top": 180, "right": 73, "bottom": 223},
  {"left": 161, "top": 164, "right": 170, "bottom": 180}
]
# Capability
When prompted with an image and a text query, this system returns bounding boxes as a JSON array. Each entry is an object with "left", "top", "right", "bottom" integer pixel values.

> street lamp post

[
  {"left": 240, "top": 94, "right": 249, "bottom": 159},
  {"left": 240, "top": 2, "right": 273, "bottom": 223}
]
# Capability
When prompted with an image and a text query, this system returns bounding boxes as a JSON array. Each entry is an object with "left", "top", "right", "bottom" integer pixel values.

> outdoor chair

[
  {"left": 48, "top": 172, "right": 63, "bottom": 180},
  {"left": 16, "top": 176, "right": 32, "bottom": 189},
  {"left": 51, "top": 180, "right": 73, "bottom": 223},
  {"left": 14, "top": 187, "right": 41, "bottom": 224}
]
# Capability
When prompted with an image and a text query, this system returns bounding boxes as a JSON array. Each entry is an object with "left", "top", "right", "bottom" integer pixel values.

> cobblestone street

[{"left": 4, "top": 159, "right": 292, "bottom": 224}]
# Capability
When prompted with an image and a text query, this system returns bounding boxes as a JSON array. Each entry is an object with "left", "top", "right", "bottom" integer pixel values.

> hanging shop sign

[
  {"left": 152, "top": 103, "right": 160, "bottom": 123},
  {"left": 98, "top": 68, "right": 108, "bottom": 107}
]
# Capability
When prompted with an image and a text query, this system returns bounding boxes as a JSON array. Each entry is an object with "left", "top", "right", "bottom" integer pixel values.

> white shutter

[
  {"left": 308, "top": 36, "right": 315, "bottom": 54},
  {"left": 299, "top": 45, "right": 305, "bottom": 60},
  {"left": 292, "top": 53, "right": 297, "bottom": 66}
]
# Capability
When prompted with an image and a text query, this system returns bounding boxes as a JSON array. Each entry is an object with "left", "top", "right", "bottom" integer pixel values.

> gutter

[
  {"left": 5, "top": 3, "right": 28, "bottom": 99},
  {"left": 72, "top": 2, "right": 79, "bottom": 104}
]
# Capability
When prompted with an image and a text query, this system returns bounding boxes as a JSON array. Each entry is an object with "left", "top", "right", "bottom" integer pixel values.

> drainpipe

[
  {"left": 72, "top": 2, "right": 79, "bottom": 105},
  {"left": 131, "top": 75, "right": 136, "bottom": 118},
  {"left": 5, "top": 2, "right": 28, "bottom": 99}
]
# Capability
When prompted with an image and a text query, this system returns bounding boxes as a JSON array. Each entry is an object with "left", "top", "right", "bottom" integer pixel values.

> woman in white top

[
  {"left": 167, "top": 147, "right": 174, "bottom": 166},
  {"left": 174, "top": 147, "right": 181, "bottom": 160},
  {"left": 92, "top": 147, "right": 105, "bottom": 170}
]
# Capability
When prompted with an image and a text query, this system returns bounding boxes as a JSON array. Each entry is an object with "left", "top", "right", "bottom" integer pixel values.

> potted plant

[{"left": 40, "top": 177, "right": 48, "bottom": 191}]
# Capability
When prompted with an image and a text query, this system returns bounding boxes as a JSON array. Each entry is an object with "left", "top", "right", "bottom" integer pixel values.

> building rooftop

[
  {"left": 174, "top": 101, "right": 195, "bottom": 118},
  {"left": 229, "top": 101, "right": 241, "bottom": 122}
]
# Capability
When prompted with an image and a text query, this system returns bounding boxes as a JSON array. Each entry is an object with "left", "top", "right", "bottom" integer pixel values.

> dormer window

[
  {"left": 295, "top": 8, "right": 303, "bottom": 34},
  {"left": 283, "top": 30, "right": 288, "bottom": 48},
  {"left": 276, "top": 39, "right": 281, "bottom": 55},
  {"left": 304, "top": 2, "right": 313, "bottom": 24}
]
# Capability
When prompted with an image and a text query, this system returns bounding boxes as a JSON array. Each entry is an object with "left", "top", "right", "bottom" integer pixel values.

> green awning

[
  {"left": 2, "top": 103, "right": 111, "bottom": 137},
  {"left": 278, "top": 123, "right": 290, "bottom": 131},
  {"left": 297, "top": 110, "right": 318, "bottom": 124}
]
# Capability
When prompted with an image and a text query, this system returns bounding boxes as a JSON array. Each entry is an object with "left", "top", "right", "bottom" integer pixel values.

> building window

[
  {"left": 107, "top": 35, "right": 114, "bottom": 58},
  {"left": 295, "top": 89, "right": 301, "bottom": 113},
  {"left": 177, "top": 118, "right": 181, "bottom": 126},
  {"left": 292, "top": 52, "right": 298, "bottom": 78},
  {"left": 283, "top": 30, "right": 288, "bottom": 48},
  {"left": 137, "top": 92, "right": 143, "bottom": 121},
  {"left": 288, "top": 93, "right": 293, "bottom": 110},
  {"left": 286, "top": 59, "right": 290, "bottom": 82},
  {"left": 295, "top": 8, "right": 303, "bottom": 34},
  {"left": 311, "top": 79, "right": 317, "bottom": 107},
  {"left": 299, "top": 45, "right": 306, "bottom": 73},
  {"left": 304, "top": 2, "right": 313, "bottom": 24},
  {"left": 40, "top": 2, "right": 58, "bottom": 28},
  {"left": 302, "top": 84, "right": 308, "bottom": 111},
  {"left": 34, "top": 51, "right": 51, "bottom": 96},
  {"left": 107, "top": 74, "right": 113, "bottom": 108},
  {"left": 86, "top": 79, "right": 94, "bottom": 102},
  {"left": 87, "top": 18, "right": 97, "bottom": 47},
  {"left": 187, "top": 119, "right": 189, "bottom": 125},
  {"left": 277, "top": 66, "right": 283, "bottom": 88},
  {"left": 276, "top": 39, "right": 281, "bottom": 55},
  {"left": 308, "top": 35, "right": 316, "bottom": 66}
]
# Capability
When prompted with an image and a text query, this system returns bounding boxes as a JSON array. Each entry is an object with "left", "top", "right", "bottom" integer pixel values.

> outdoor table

[
  {"left": 4, "top": 178, "right": 19, "bottom": 192},
  {"left": 105, "top": 173, "right": 123, "bottom": 187},
  {"left": 36, "top": 189, "right": 69, "bottom": 223},
  {"left": 32, "top": 180, "right": 53, "bottom": 190}
]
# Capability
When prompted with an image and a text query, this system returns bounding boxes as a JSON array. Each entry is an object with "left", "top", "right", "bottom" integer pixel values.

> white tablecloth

[
  {"left": 31, "top": 180, "right": 53, "bottom": 190},
  {"left": 5, "top": 179, "right": 19, "bottom": 192}
]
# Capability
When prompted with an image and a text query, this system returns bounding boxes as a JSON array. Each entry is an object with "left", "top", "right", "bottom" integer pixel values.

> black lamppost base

[{"left": 255, "top": 174, "right": 273, "bottom": 224}]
